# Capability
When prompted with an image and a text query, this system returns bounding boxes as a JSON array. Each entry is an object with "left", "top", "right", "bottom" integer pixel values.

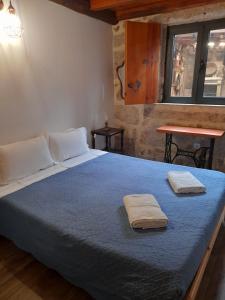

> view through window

[
  {"left": 171, "top": 33, "right": 198, "bottom": 97},
  {"left": 203, "top": 28, "right": 225, "bottom": 98},
  {"left": 164, "top": 19, "right": 225, "bottom": 105}
]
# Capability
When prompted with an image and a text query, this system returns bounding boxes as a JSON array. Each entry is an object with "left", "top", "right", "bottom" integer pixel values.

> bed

[{"left": 0, "top": 152, "right": 224, "bottom": 300}]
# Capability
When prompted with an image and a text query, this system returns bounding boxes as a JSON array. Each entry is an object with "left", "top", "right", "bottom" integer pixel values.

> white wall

[{"left": 0, "top": 0, "right": 114, "bottom": 145}]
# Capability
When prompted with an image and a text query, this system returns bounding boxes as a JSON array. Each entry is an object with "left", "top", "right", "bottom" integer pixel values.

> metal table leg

[
  {"left": 108, "top": 136, "right": 112, "bottom": 151},
  {"left": 105, "top": 136, "right": 109, "bottom": 151},
  {"left": 121, "top": 130, "right": 124, "bottom": 153},
  {"left": 164, "top": 133, "right": 172, "bottom": 163},
  {"left": 91, "top": 133, "right": 95, "bottom": 149},
  {"left": 208, "top": 138, "right": 215, "bottom": 170}
]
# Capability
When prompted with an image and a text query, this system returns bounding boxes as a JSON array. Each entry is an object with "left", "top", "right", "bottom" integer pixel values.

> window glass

[
  {"left": 203, "top": 28, "right": 225, "bottom": 98},
  {"left": 170, "top": 33, "right": 198, "bottom": 97}
]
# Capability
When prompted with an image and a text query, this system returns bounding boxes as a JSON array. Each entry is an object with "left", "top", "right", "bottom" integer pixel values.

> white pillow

[
  {"left": 0, "top": 136, "right": 54, "bottom": 185},
  {"left": 48, "top": 127, "right": 89, "bottom": 162},
  {"left": 65, "top": 128, "right": 76, "bottom": 133}
]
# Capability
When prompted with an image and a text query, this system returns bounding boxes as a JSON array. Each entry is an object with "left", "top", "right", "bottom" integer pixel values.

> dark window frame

[{"left": 163, "top": 19, "right": 225, "bottom": 105}]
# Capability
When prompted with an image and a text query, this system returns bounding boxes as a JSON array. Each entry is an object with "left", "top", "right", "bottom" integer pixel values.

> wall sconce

[
  {"left": 0, "top": 0, "right": 22, "bottom": 40},
  {"left": 8, "top": 0, "right": 15, "bottom": 14}
]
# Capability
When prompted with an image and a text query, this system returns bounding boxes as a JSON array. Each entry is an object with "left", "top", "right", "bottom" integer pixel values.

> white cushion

[
  {"left": 48, "top": 127, "right": 89, "bottom": 162},
  {"left": 0, "top": 136, "right": 54, "bottom": 185}
]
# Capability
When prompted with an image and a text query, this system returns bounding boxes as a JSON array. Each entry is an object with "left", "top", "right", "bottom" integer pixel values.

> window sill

[{"left": 154, "top": 102, "right": 225, "bottom": 108}]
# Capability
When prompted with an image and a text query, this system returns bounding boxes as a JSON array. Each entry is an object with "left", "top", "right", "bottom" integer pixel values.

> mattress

[{"left": 0, "top": 153, "right": 224, "bottom": 300}]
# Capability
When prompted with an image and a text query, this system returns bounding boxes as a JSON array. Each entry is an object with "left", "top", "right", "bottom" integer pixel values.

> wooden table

[
  {"left": 91, "top": 126, "right": 124, "bottom": 153},
  {"left": 157, "top": 125, "right": 224, "bottom": 169}
]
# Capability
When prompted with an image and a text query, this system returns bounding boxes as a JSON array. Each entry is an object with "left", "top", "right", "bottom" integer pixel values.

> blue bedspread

[{"left": 0, "top": 154, "right": 224, "bottom": 300}]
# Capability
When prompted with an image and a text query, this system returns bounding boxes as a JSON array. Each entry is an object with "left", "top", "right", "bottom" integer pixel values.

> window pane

[
  {"left": 170, "top": 33, "right": 198, "bottom": 97},
  {"left": 203, "top": 28, "right": 225, "bottom": 98}
]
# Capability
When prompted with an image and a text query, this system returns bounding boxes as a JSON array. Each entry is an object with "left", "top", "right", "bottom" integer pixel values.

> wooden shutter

[{"left": 125, "top": 21, "right": 161, "bottom": 105}]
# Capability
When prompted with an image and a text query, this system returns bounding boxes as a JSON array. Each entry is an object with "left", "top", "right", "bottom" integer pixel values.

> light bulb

[
  {"left": 219, "top": 41, "right": 225, "bottom": 48},
  {"left": 0, "top": 10, "right": 22, "bottom": 40},
  {"left": 208, "top": 42, "right": 215, "bottom": 48}
]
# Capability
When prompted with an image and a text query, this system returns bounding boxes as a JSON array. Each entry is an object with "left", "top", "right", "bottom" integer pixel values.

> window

[{"left": 164, "top": 19, "right": 225, "bottom": 105}]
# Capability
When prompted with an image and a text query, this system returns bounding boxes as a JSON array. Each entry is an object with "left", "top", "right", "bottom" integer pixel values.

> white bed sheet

[
  {"left": 0, "top": 182, "right": 24, "bottom": 199},
  {"left": 18, "top": 164, "right": 67, "bottom": 187},
  {"left": 0, "top": 149, "right": 107, "bottom": 198},
  {"left": 60, "top": 149, "right": 107, "bottom": 168}
]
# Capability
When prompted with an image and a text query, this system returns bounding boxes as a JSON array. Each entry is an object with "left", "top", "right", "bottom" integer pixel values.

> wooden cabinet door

[{"left": 125, "top": 21, "right": 161, "bottom": 105}]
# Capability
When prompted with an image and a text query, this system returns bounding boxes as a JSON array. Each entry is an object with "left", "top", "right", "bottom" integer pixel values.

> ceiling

[{"left": 49, "top": 0, "right": 225, "bottom": 25}]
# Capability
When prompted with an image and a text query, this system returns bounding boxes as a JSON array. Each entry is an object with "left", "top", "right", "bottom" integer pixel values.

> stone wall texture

[{"left": 112, "top": 3, "right": 225, "bottom": 172}]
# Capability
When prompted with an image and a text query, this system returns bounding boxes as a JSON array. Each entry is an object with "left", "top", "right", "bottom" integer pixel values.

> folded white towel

[
  {"left": 123, "top": 194, "right": 168, "bottom": 229},
  {"left": 168, "top": 171, "right": 206, "bottom": 194}
]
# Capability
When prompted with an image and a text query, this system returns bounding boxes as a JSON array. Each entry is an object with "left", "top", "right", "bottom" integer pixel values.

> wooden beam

[
  {"left": 116, "top": 0, "right": 225, "bottom": 20},
  {"left": 49, "top": 0, "right": 117, "bottom": 24},
  {"left": 90, "top": 0, "right": 136, "bottom": 10}
]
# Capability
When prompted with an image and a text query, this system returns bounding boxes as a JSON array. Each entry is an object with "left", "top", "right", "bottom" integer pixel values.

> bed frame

[{"left": 185, "top": 205, "right": 225, "bottom": 300}]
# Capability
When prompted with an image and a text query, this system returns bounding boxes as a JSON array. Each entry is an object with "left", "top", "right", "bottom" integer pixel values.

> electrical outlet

[{"left": 193, "top": 143, "right": 200, "bottom": 149}]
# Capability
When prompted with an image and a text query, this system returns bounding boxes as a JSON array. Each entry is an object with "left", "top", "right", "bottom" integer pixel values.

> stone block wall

[{"left": 112, "top": 3, "right": 225, "bottom": 172}]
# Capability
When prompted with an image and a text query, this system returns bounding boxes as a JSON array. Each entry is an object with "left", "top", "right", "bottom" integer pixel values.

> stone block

[{"left": 115, "top": 105, "right": 141, "bottom": 126}]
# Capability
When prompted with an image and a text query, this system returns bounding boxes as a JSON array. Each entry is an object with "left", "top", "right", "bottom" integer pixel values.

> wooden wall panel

[{"left": 125, "top": 21, "right": 161, "bottom": 105}]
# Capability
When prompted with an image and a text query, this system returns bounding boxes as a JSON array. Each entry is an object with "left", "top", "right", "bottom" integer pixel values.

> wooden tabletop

[
  {"left": 157, "top": 125, "right": 225, "bottom": 138},
  {"left": 91, "top": 127, "right": 124, "bottom": 136}
]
